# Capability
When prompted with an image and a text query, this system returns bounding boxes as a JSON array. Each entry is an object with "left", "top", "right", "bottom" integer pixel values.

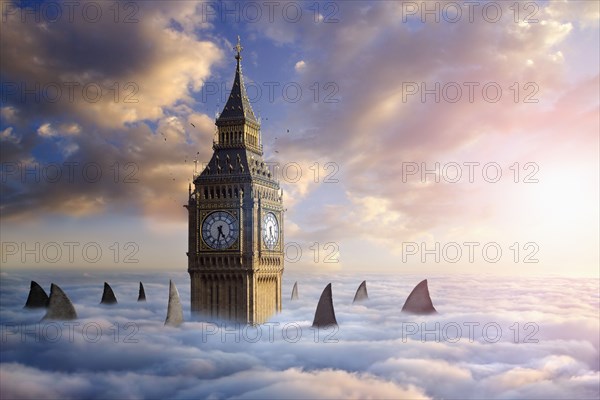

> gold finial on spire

[{"left": 234, "top": 35, "right": 243, "bottom": 60}]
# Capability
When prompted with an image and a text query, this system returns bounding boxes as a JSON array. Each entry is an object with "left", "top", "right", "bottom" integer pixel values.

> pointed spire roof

[{"left": 216, "top": 36, "right": 258, "bottom": 125}]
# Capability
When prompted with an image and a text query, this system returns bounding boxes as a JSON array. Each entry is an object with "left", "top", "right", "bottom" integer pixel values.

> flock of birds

[{"left": 158, "top": 119, "right": 287, "bottom": 205}]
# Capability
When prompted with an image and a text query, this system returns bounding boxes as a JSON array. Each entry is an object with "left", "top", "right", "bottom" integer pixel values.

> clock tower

[{"left": 187, "top": 37, "right": 284, "bottom": 325}]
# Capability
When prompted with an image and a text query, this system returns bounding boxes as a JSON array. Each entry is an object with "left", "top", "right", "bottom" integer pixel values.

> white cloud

[
  {"left": 295, "top": 60, "right": 307, "bottom": 72},
  {"left": 37, "top": 123, "right": 81, "bottom": 138},
  {"left": 0, "top": 127, "right": 20, "bottom": 144},
  {"left": 59, "top": 142, "right": 80, "bottom": 157},
  {"left": 1, "top": 2, "right": 223, "bottom": 129},
  {"left": 1, "top": 106, "right": 18, "bottom": 123},
  {"left": 37, "top": 123, "right": 57, "bottom": 137},
  {"left": 0, "top": 271, "right": 597, "bottom": 399},
  {"left": 61, "top": 123, "right": 81, "bottom": 136}
]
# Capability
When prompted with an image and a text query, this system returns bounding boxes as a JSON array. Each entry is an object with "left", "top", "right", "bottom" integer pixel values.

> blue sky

[{"left": 1, "top": 0, "right": 599, "bottom": 276}]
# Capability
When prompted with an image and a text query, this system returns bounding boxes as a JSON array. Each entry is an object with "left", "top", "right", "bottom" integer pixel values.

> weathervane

[{"left": 234, "top": 35, "right": 243, "bottom": 60}]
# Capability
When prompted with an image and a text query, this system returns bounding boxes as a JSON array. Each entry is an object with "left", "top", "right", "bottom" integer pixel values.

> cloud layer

[{"left": 1, "top": 270, "right": 598, "bottom": 399}]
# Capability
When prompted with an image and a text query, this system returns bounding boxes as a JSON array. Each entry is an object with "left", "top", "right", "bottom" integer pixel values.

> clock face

[
  {"left": 202, "top": 211, "right": 239, "bottom": 250},
  {"left": 262, "top": 212, "right": 279, "bottom": 250}
]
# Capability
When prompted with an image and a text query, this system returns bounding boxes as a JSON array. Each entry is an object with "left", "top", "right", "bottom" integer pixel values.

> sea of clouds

[{"left": 0, "top": 270, "right": 598, "bottom": 399}]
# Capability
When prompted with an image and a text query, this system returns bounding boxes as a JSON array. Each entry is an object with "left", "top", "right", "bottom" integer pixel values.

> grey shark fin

[
  {"left": 352, "top": 280, "right": 369, "bottom": 303},
  {"left": 100, "top": 282, "right": 118, "bottom": 304},
  {"left": 42, "top": 284, "right": 77, "bottom": 320},
  {"left": 24, "top": 281, "right": 49, "bottom": 308},
  {"left": 164, "top": 280, "right": 183, "bottom": 327},
  {"left": 401, "top": 279, "right": 437, "bottom": 314},
  {"left": 291, "top": 281, "right": 299, "bottom": 300},
  {"left": 138, "top": 282, "right": 146, "bottom": 302},
  {"left": 312, "top": 283, "right": 338, "bottom": 327}
]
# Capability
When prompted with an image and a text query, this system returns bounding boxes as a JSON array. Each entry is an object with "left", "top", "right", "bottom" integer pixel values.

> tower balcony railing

[{"left": 213, "top": 141, "right": 263, "bottom": 153}]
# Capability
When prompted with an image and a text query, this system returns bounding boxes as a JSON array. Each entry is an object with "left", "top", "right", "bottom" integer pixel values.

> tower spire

[
  {"left": 216, "top": 35, "right": 258, "bottom": 125},
  {"left": 234, "top": 35, "right": 243, "bottom": 60}
]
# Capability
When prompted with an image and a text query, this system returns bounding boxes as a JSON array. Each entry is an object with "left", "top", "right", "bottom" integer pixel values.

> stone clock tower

[{"left": 187, "top": 37, "right": 284, "bottom": 325}]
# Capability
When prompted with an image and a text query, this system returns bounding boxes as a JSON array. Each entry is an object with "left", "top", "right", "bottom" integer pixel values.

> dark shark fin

[
  {"left": 165, "top": 280, "right": 183, "bottom": 327},
  {"left": 137, "top": 282, "right": 146, "bottom": 302},
  {"left": 100, "top": 282, "right": 118, "bottom": 304},
  {"left": 42, "top": 284, "right": 77, "bottom": 320},
  {"left": 401, "top": 279, "right": 437, "bottom": 314},
  {"left": 24, "top": 281, "right": 49, "bottom": 308},
  {"left": 291, "top": 281, "right": 299, "bottom": 300},
  {"left": 312, "top": 283, "right": 338, "bottom": 327},
  {"left": 352, "top": 280, "right": 369, "bottom": 303}
]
